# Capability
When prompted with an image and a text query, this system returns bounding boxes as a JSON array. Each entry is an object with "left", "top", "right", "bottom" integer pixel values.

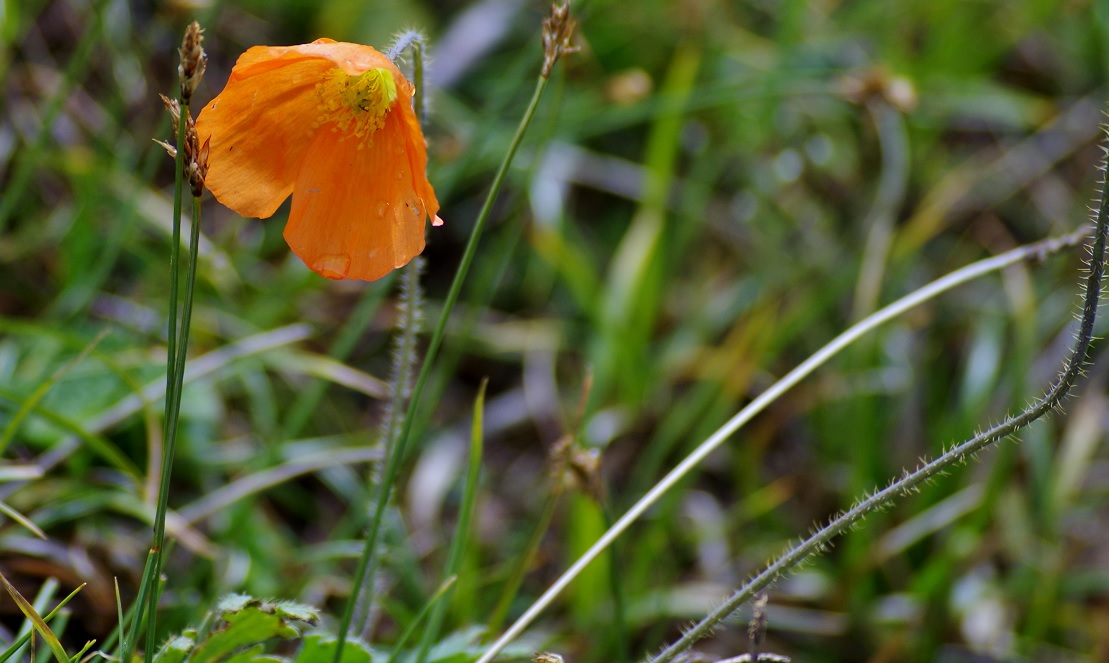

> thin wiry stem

[
  {"left": 649, "top": 151, "right": 1109, "bottom": 663},
  {"left": 333, "top": 33, "right": 429, "bottom": 658},
  {"left": 334, "top": 57, "right": 552, "bottom": 663},
  {"left": 473, "top": 224, "right": 1090, "bottom": 663},
  {"left": 142, "top": 191, "right": 203, "bottom": 662},
  {"left": 121, "top": 81, "right": 192, "bottom": 663}
]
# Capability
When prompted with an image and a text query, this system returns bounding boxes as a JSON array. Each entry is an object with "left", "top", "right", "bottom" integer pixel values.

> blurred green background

[{"left": 3, "top": 0, "right": 1109, "bottom": 661}]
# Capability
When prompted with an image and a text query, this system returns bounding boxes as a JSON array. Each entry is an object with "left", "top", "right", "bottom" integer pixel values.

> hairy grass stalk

[
  {"left": 473, "top": 226, "right": 1088, "bottom": 663},
  {"left": 649, "top": 150, "right": 1109, "bottom": 663}
]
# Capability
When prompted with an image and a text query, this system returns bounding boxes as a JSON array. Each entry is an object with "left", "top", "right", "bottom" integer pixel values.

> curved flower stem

[
  {"left": 332, "top": 64, "right": 551, "bottom": 662},
  {"left": 651, "top": 192, "right": 1108, "bottom": 663},
  {"left": 472, "top": 223, "right": 1092, "bottom": 663}
]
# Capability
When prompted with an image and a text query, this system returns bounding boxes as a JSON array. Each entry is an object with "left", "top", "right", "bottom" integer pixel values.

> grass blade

[{"left": 0, "top": 571, "right": 70, "bottom": 663}]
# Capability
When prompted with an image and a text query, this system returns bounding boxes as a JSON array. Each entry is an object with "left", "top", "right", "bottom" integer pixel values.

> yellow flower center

[{"left": 315, "top": 67, "right": 398, "bottom": 145}]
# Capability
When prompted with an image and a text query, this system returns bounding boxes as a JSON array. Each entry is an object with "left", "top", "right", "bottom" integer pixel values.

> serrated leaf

[{"left": 217, "top": 594, "right": 259, "bottom": 614}]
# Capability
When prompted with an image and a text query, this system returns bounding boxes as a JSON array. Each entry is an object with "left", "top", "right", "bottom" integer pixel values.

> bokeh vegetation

[{"left": 2, "top": 0, "right": 1109, "bottom": 661}]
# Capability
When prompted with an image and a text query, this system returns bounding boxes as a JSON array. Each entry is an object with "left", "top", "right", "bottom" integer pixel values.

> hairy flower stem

[
  {"left": 334, "top": 33, "right": 431, "bottom": 655},
  {"left": 351, "top": 257, "right": 423, "bottom": 635},
  {"left": 650, "top": 169, "right": 1109, "bottom": 663},
  {"left": 473, "top": 223, "right": 1090, "bottom": 663},
  {"left": 333, "top": 63, "right": 552, "bottom": 663}
]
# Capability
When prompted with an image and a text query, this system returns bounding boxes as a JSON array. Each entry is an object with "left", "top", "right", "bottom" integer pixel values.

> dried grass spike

[
  {"left": 541, "top": 2, "right": 578, "bottom": 78},
  {"left": 179, "top": 21, "right": 207, "bottom": 103}
]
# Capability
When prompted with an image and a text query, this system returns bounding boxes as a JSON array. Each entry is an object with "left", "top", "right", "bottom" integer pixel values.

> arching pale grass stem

[
  {"left": 650, "top": 150, "right": 1109, "bottom": 662},
  {"left": 474, "top": 226, "right": 1090, "bottom": 663}
]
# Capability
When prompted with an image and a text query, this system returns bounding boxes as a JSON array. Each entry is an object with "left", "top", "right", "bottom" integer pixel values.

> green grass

[{"left": 2, "top": 0, "right": 1109, "bottom": 661}]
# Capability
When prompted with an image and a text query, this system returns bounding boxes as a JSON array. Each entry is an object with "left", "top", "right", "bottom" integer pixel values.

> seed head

[
  {"left": 541, "top": 2, "right": 578, "bottom": 78},
  {"left": 179, "top": 21, "right": 207, "bottom": 103}
]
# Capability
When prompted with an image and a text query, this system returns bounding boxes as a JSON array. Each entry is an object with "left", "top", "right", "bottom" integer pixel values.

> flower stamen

[{"left": 315, "top": 67, "right": 399, "bottom": 146}]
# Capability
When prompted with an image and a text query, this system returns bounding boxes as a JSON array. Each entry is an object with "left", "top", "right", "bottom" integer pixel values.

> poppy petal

[
  {"left": 396, "top": 90, "right": 441, "bottom": 223},
  {"left": 284, "top": 107, "right": 430, "bottom": 281},
  {"left": 234, "top": 38, "right": 398, "bottom": 77},
  {"left": 196, "top": 55, "right": 334, "bottom": 218},
  {"left": 198, "top": 39, "right": 442, "bottom": 281}
]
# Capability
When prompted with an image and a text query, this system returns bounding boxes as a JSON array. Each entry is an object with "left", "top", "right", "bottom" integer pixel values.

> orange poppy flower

[{"left": 196, "top": 38, "right": 442, "bottom": 281}]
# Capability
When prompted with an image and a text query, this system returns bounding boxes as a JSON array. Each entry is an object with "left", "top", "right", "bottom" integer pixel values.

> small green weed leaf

[
  {"left": 189, "top": 603, "right": 310, "bottom": 663},
  {"left": 153, "top": 595, "right": 318, "bottom": 663},
  {"left": 152, "top": 634, "right": 195, "bottom": 663},
  {"left": 294, "top": 633, "right": 373, "bottom": 663}
]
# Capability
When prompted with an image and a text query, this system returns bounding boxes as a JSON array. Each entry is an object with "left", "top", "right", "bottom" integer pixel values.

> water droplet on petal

[
  {"left": 376, "top": 201, "right": 389, "bottom": 218},
  {"left": 311, "top": 254, "right": 351, "bottom": 279}
]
